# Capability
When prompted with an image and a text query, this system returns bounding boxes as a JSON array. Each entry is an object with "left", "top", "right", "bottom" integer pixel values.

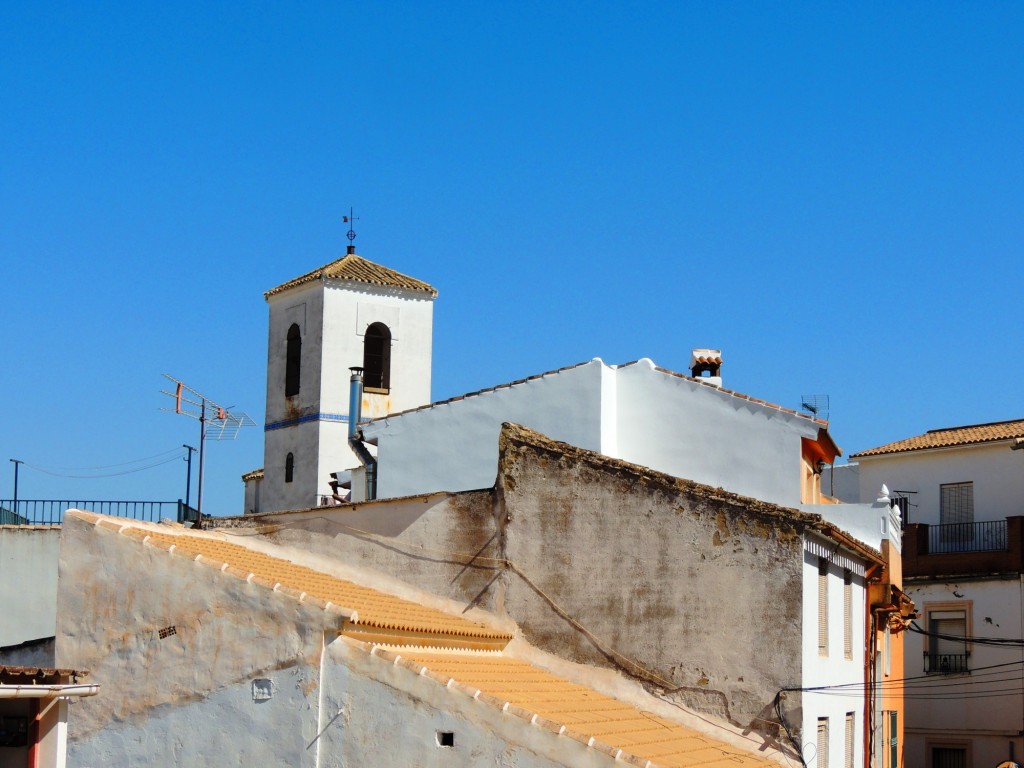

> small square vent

[{"left": 252, "top": 678, "right": 273, "bottom": 701}]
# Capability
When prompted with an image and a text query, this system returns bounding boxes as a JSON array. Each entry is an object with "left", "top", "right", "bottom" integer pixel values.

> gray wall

[
  {"left": 496, "top": 425, "right": 807, "bottom": 735},
  {"left": 0, "top": 526, "right": 60, "bottom": 647},
  {"left": 215, "top": 424, "right": 814, "bottom": 741}
]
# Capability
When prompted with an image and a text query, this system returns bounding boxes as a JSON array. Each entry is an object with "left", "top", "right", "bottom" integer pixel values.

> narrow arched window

[
  {"left": 363, "top": 322, "right": 391, "bottom": 392},
  {"left": 285, "top": 453, "right": 294, "bottom": 483},
  {"left": 285, "top": 324, "right": 301, "bottom": 397}
]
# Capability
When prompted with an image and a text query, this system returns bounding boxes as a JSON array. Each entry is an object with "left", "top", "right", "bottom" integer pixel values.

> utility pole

[
  {"left": 9, "top": 459, "right": 23, "bottom": 516},
  {"left": 182, "top": 444, "right": 197, "bottom": 513}
]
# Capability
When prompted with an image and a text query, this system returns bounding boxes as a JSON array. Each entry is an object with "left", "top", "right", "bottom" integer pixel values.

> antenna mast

[{"left": 160, "top": 375, "right": 255, "bottom": 526}]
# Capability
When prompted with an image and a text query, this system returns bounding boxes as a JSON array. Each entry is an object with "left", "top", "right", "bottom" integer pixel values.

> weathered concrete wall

[
  {"left": 0, "top": 526, "right": 60, "bottom": 647},
  {"left": 56, "top": 514, "right": 337, "bottom": 761},
  {"left": 495, "top": 424, "right": 808, "bottom": 738},
  {"left": 319, "top": 639, "right": 617, "bottom": 768},
  {"left": 213, "top": 490, "right": 503, "bottom": 613},
  {"left": 69, "top": 667, "right": 319, "bottom": 768},
  {"left": 0, "top": 637, "right": 55, "bottom": 667}
]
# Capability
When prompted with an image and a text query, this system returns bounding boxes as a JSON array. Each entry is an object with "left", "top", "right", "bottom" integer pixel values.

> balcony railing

[
  {"left": 924, "top": 652, "right": 970, "bottom": 675},
  {"left": 0, "top": 500, "right": 198, "bottom": 526},
  {"left": 927, "top": 520, "right": 1007, "bottom": 554}
]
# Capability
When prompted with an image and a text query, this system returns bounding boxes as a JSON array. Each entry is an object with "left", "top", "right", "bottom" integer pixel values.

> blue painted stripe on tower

[{"left": 265, "top": 412, "right": 349, "bottom": 431}]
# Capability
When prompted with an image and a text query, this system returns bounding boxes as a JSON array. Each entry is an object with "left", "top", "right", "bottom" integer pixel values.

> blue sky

[{"left": 2, "top": 3, "right": 1022, "bottom": 515}]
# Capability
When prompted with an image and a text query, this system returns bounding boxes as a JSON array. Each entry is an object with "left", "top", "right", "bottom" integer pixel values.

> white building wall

[
  {"left": 0, "top": 526, "right": 59, "bottom": 646},
  {"left": 856, "top": 442, "right": 1024, "bottom": 525},
  {"left": 366, "top": 357, "right": 825, "bottom": 503},
  {"left": 369, "top": 361, "right": 606, "bottom": 498},
  {"left": 801, "top": 537, "right": 867, "bottom": 768},
  {"left": 903, "top": 577, "right": 1024, "bottom": 768},
  {"left": 614, "top": 360, "right": 818, "bottom": 506}
]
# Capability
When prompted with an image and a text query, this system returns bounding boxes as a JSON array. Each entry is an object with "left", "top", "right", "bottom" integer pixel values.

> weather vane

[{"left": 342, "top": 207, "right": 359, "bottom": 249}]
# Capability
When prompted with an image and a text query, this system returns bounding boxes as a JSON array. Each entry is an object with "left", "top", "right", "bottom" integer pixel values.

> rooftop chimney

[{"left": 690, "top": 349, "right": 723, "bottom": 387}]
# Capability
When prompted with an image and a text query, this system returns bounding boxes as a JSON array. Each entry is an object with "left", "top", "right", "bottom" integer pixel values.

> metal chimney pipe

[{"left": 348, "top": 367, "right": 364, "bottom": 438}]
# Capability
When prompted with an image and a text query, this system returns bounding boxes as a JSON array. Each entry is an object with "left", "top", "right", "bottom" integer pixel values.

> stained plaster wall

[
  {"left": 495, "top": 425, "right": 808, "bottom": 740},
  {"left": 317, "top": 638, "right": 618, "bottom": 768},
  {"left": 0, "top": 526, "right": 60, "bottom": 647},
  {"left": 215, "top": 491, "right": 503, "bottom": 613},
  {"left": 55, "top": 513, "right": 336, "bottom": 765},
  {"left": 902, "top": 576, "right": 1024, "bottom": 768}
]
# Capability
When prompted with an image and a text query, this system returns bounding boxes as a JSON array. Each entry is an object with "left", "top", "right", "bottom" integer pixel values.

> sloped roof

[
  {"left": 76, "top": 512, "right": 509, "bottom": 646},
  {"left": 368, "top": 358, "right": 829, "bottom": 430},
  {"left": 368, "top": 647, "right": 778, "bottom": 767},
  {"left": 265, "top": 253, "right": 438, "bottom": 299},
  {"left": 851, "top": 418, "right": 1024, "bottom": 458},
  {"left": 0, "top": 665, "right": 87, "bottom": 679},
  {"left": 72, "top": 510, "right": 780, "bottom": 766}
]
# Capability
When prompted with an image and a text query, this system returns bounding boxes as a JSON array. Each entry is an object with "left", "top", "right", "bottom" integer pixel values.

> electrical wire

[
  {"left": 22, "top": 447, "right": 185, "bottom": 472},
  {"left": 24, "top": 451, "right": 185, "bottom": 478}
]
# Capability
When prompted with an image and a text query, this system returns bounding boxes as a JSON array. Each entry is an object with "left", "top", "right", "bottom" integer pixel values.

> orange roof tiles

[
  {"left": 380, "top": 650, "right": 777, "bottom": 768},
  {"left": 851, "top": 418, "right": 1024, "bottom": 458},
  {"left": 85, "top": 515, "right": 508, "bottom": 644},
  {"left": 265, "top": 253, "right": 437, "bottom": 298}
]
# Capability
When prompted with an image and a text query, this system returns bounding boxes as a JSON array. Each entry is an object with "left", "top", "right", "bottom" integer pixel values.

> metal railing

[
  {"left": 0, "top": 500, "right": 198, "bottom": 526},
  {"left": 927, "top": 520, "right": 1007, "bottom": 554},
  {"left": 924, "top": 652, "right": 970, "bottom": 675}
]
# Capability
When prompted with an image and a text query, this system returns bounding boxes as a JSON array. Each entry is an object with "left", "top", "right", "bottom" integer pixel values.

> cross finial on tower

[{"left": 342, "top": 208, "right": 359, "bottom": 254}]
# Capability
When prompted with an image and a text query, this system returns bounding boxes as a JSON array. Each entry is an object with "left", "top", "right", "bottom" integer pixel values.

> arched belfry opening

[
  {"left": 285, "top": 323, "right": 301, "bottom": 397},
  {"left": 363, "top": 322, "right": 392, "bottom": 392}
]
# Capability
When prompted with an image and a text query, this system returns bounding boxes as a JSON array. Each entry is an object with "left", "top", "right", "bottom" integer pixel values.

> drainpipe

[
  {"left": 347, "top": 367, "right": 376, "bottom": 499},
  {"left": 0, "top": 684, "right": 99, "bottom": 698}
]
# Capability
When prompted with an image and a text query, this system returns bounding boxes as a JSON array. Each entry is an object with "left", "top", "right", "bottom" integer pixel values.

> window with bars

[
  {"left": 818, "top": 558, "right": 829, "bottom": 656},
  {"left": 844, "top": 713, "right": 855, "bottom": 768},
  {"left": 940, "top": 482, "right": 974, "bottom": 525},
  {"left": 817, "top": 717, "right": 829, "bottom": 768},
  {"left": 926, "top": 607, "right": 969, "bottom": 674},
  {"left": 931, "top": 746, "right": 967, "bottom": 768},
  {"left": 843, "top": 570, "right": 852, "bottom": 660}
]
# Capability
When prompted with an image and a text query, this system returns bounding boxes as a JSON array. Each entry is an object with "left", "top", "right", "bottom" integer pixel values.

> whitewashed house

[{"left": 850, "top": 419, "right": 1024, "bottom": 768}]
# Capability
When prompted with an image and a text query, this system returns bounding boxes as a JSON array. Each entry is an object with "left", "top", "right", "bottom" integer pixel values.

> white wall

[
  {"left": 856, "top": 442, "right": 1024, "bottom": 525},
  {"left": 365, "top": 357, "right": 825, "bottom": 504},
  {"left": 615, "top": 360, "right": 817, "bottom": 506},
  {"left": 800, "top": 537, "right": 867, "bottom": 767},
  {"left": 0, "top": 526, "right": 59, "bottom": 646},
  {"left": 367, "top": 360, "right": 606, "bottom": 497},
  {"left": 902, "top": 577, "right": 1024, "bottom": 768}
]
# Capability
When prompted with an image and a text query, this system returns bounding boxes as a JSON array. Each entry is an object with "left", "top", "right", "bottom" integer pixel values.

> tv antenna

[
  {"left": 800, "top": 394, "right": 830, "bottom": 423},
  {"left": 160, "top": 374, "right": 256, "bottom": 526}
]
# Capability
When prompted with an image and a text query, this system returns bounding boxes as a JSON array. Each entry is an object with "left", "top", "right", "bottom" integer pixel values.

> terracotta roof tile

[
  {"left": 265, "top": 253, "right": 437, "bottom": 299},
  {"left": 384, "top": 651, "right": 776, "bottom": 767},
  {"left": 852, "top": 418, "right": 1024, "bottom": 458},
  {"left": 77, "top": 513, "right": 509, "bottom": 645}
]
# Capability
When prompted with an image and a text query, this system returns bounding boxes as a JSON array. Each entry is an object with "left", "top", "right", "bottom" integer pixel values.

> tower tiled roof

[
  {"left": 265, "top": 253, "right": 437, "bottom": 299},
  {"left": 851, "top": 418, "right": 1024, "bottom": 458}
]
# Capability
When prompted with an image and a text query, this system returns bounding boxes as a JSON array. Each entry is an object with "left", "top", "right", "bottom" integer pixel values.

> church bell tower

[{"left": 253, "top": 241, "right": 436, "bottom": 513}]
